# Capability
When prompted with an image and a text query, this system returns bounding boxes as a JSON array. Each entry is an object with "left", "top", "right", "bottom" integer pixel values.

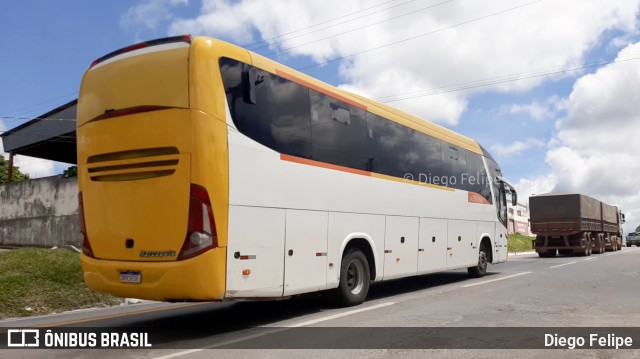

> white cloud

[
  {"left": 121, "top": 0, "right": 189, "bottom": 36},
  {"left": 501, "top": 95, "right": 568, "bottom": 121},
  {"left": 11, "top": 155, "right": 57, "bottom": 179},
  {"left": 491, "top": 138, "right": 545, "bottom": 157},
  {"left": 516, "top": 41, "right": 640, "bottom": 235},
  {"left": 167, "top": 0, "right": 640, "bottom": 125},
  {"left": 514, "top": 175, "right": 556, "bottom": 204}
]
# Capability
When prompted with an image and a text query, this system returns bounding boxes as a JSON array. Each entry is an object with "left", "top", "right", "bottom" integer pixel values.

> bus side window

[
  {"left": 220, "top": 58, "right": 313, "bottom": 159},
  {"left": 309, "top": 90, "right": 368, "bottom": 170},
  {"left": 464, "top": 151, "right": 492, "bottom": 204}
]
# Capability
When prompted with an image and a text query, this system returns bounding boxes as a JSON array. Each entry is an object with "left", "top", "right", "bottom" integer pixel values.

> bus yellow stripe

[{"left": 370, "top": 172, "right": 456, "bottom": 192}]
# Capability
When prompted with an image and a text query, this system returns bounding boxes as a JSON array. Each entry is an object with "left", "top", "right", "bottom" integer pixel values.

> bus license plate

[{"left": 119, "top": 271, "right": 141, "bottom": 283}]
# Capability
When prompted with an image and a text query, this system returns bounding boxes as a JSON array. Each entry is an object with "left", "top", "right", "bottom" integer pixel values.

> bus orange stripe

[
  {"left": 276, "top": 70, "right": 367, "bottom": 111},
  {"left": 468, "top": 192, "right": 490, "bottom": 205},
  {"left": 280, "top": 154, "right": 371, "bottom": 177}
]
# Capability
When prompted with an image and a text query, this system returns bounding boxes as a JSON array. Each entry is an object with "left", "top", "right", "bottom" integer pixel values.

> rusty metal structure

[{"left": 530, "top": 193, "right": 624, "bottom": 257}]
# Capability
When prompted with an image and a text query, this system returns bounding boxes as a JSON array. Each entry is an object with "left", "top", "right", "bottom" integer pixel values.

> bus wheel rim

[
  {"left": 346, "top": 259, "right": 364, "bottom": 295},
  {"left": 479, "top": 251, "right": 487, "bottom": 271}
]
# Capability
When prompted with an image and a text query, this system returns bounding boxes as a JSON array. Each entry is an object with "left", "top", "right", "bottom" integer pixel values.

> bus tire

[
  {"left": 468, "top": 243, "right": 488, "bottom": 278},
  {"left": 335, "top": 248, "right": 370, "bottom": 306}
]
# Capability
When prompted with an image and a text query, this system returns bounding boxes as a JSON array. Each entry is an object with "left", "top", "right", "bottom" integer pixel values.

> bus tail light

[
  {"left": 79, "top": 192, "right": 95, "bottom": 258},
  {"left": 178, "top": 184, "right": 218, "bottom": 260}
]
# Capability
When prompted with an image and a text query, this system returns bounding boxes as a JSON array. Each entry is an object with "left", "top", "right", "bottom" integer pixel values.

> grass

[
  {"left": 508, "top": 233, "right": 535, "bottom": 253},
  {"left": 0, "top": 247, "right": 121, "bottom": 319}
]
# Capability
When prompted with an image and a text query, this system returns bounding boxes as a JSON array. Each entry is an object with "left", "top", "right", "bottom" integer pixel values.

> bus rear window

[{"left": 78, "top": 40, "right": 190, "bottom": 126}]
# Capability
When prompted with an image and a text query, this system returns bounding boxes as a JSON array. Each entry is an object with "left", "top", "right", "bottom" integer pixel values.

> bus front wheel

[
  {"left": 336, "top": 248, "right": 370, "bottom": 306},
  {"left": 468, "top": 243, "right": 488, "bottom": 278}
]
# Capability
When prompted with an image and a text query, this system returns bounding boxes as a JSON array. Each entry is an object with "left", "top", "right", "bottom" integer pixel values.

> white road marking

[
  {"left": 153, "top": 349, "right": 203, "bottom": 359},
  {"left": 582, "top": 257, "right": 596, "bottom": 261},
  {"left": 285, "top": 301, "right": 395, "bottom": 327},
  {"left": 460, "top": 272, "right": 531, "bottom": 288},
  {"left": 151, "top": 302, "right": 395, "bottom": 358},
  {"left": 549, "top": 261, "right": 577, "bottom": 268}
]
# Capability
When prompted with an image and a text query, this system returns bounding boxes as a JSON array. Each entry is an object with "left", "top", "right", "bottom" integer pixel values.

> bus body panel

[
  {"left": 225, "top": 205, "right": 285, "bottom": 298},
  {"left": 77, "top": 46, "right": 189, "bottom": 127},
  {"left": 495, "top": 226, "right": 508, "bottom": 262},
  {"left": 328, "top": 213, "right": 385, "bottom": 285},
  {"left": 476, "top": 221, "right": 497, "bottom": 261},
  {"left": 418, "top": 218, "right": 448, "bottom": 274},
  {"left": 81, "top": 248, "right": 226, "bottom": 301},
  {"left": 226, "top": 127, "right": 495, "bottom": 221},
  {"left": 382, "top": 216, "right": 419, "bottom": 280},
  {"left": 283, "top": 209, "right": 329, "bottom": 296},
  {"left": 78, "top": 110, "right": 192, "bottom": 262},
  {"left": 447, "top": 220, "right": 477, "bottom": 269},
  {"left": 226, "top": 121, "right": 498, "bottom": 291}
]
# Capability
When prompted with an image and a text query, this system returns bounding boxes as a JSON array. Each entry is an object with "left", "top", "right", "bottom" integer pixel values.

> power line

[
  {"left": 251, "top": 0, "right": 431, "bottom": 52},
  {"left": 264, "top": 0, "right": 455, "bottom": 56},
  {"left": 2, "top": 53, "right": 638, "bottom": 129},
  {"left": 295, "top": 0, "right": 546, "bottom": 71},
  {"left": 244, "top": 0, "right": 409, "bottom": 49},
  {"left": 376, "top": 53, "right": 640, "bottom": 101},
  {"left": 2, "top": 91, "right": 77, "bottom": 117},
  {"left": 378, "top": 54, "right": 640, "bottom": 102}
]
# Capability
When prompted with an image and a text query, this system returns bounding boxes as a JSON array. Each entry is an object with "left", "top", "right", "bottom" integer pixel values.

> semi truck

[{"left": 530, "top": 193, "right": 625, "bottom": 257}]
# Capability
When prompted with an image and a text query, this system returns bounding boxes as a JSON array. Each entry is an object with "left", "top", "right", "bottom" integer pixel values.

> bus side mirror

[
  {"left": 495, "top": 176, "right": 517, "bottom": 206},
  {"left": 242, "top": 67, "right": 258, "bottom": 105}
]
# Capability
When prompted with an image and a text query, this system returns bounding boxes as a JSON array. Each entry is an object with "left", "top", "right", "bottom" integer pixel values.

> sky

[{"left": 1, "top": 0, "right": 640, "bottom": 233}]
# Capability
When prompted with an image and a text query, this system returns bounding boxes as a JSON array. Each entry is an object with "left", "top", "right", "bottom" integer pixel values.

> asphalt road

[{"left": 2, "top": 248, "right": 639, "bottom": 358}]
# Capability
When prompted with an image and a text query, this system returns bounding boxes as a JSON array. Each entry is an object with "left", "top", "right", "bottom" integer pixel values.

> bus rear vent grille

[{"left": 87, "top": 147, "right": 180, "bottom": 182}]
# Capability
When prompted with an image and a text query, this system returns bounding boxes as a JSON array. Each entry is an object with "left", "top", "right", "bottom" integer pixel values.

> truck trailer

[{"left": 530, "top": 193, "right": 624, "bottom": 257}]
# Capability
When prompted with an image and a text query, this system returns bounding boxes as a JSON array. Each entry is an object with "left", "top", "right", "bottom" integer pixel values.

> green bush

[{"left": 0, "top": 248, "right": 120, "bottom": 319}]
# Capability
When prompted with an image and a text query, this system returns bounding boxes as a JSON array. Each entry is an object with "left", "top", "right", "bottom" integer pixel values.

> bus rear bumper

[{"left": 80, "top": 248, "right": 226, "bottom": 301}]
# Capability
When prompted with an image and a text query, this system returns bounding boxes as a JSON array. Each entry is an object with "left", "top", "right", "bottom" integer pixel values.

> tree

[
  {"left": 63, "top": 165, "right": 77, "bottom": 178},
  {"left": 0, "top": 156, "right": 30, "bottom": 184}
]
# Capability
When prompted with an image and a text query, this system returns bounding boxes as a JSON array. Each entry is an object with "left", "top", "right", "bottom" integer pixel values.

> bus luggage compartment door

[{"left": 226, "top": 205, "right": 285, "bottom": 298}]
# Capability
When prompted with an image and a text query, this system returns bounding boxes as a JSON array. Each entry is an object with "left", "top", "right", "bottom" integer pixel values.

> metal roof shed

[{"left": 1, "top": 100, "right": 77, "bottom": 166}]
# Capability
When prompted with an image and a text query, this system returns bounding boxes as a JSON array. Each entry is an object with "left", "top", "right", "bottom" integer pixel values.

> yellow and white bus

[{"left": 78, "top": 35, "right": 516, "bottom": 306}]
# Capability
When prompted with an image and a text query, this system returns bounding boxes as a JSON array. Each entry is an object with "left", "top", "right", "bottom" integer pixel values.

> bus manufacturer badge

[{"left": 139, "top": 250, "right": 176, "bottom": 258}]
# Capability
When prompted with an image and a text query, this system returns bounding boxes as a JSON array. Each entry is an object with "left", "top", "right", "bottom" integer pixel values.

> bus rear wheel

[
  {"left": 468, "top": 243, "right": 488, "bottom": 278},
  {"left": 335, "top": 248, "right": 370, "bottom": 306}
]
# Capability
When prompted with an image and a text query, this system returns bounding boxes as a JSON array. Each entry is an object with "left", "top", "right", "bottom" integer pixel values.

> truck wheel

[
  {"left": 335, "top": 248, "right": 370, "bottom": 306},
  {"left": 468, "top": 243, "right": 488, "bottom": 278}
]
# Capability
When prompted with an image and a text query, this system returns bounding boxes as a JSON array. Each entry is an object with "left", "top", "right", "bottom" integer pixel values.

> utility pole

[{"left": 7, "top": 151, "right": 14, "bottom": 183}]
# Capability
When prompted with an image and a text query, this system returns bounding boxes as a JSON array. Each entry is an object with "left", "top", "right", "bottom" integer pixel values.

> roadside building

[{"left": 508, "top": 202, "right": 531, "bottom": 236}]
